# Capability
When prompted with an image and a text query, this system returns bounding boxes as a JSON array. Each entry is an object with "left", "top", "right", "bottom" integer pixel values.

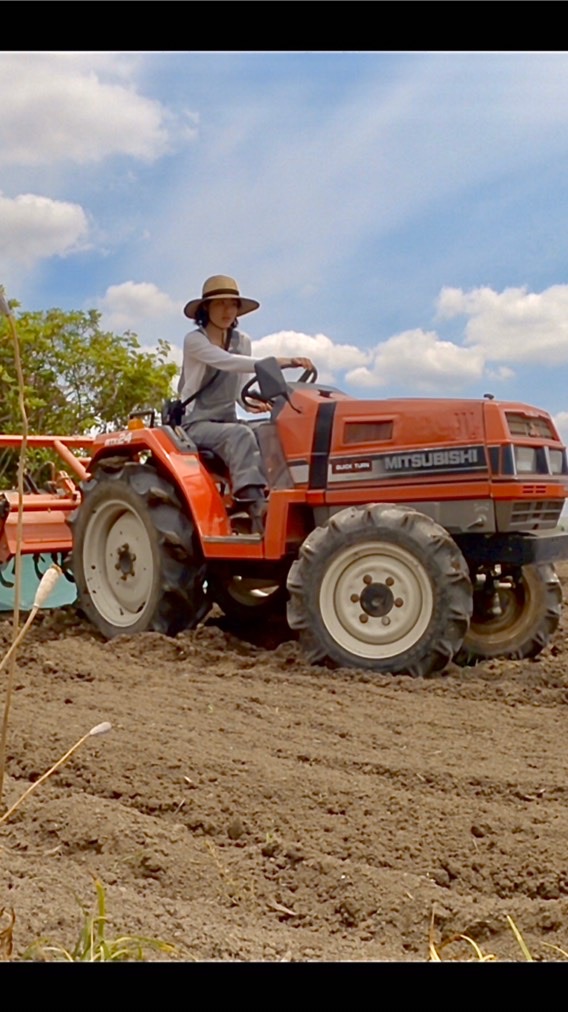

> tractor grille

[
  {"left": 343, "top": 420, "right": 393, "bottom": 444},
  {"left": 509, "top": 499, "right": 563, "bottom": 528},
  {"left": 506, "top": 412, "right": 555, "bottom": 439}
]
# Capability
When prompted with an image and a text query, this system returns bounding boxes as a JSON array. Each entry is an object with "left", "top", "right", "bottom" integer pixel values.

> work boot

[
  {"left": 231, "top": 479, "right": 265, "bottom": 499},
  {"left": 233, "top": 485, "right": 268, "bottom": 534}
]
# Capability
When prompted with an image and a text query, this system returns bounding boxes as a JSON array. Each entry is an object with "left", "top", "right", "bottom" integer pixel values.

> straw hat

[{"left": 183, "top": 274, "right": 260, "bottom": 319}]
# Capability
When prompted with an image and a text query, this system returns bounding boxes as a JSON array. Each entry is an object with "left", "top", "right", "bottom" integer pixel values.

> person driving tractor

[{"left": 178, "top": 274, "right": 314, "bottom": 522}]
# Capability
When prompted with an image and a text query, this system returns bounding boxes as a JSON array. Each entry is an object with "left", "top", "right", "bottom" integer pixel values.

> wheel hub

[
  {"left": 359, "top": 582, "right": 394, "bottom": 618},
  {"left": 319, "top": 540, "right": 434, "bottom": 660},
  {"left": 115, "top": 543, "right": 137, "bottom": 580}
]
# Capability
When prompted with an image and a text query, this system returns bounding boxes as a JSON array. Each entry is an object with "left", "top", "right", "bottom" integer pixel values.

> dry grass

[
  {"left": 0, "top": 722, "right": 112, "bottom": 828},
  {"left": 428, "top": 907, "right": 567, "bottom": 962},
  {"left": 0, "top": 907, "right": 15, "bottom": 961}
]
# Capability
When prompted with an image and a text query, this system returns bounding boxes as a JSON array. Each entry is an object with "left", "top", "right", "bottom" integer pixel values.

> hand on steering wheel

[
  {"left": 278, "top": 357, "right": 318, "bottom": 383},
  {"left": 241, "top": 358, "right": 318, "bottom": 411}
]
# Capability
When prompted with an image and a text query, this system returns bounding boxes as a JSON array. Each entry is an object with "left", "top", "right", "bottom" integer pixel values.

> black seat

[{"left": 198, "top": 448, "right": 229, "bottom": 476}]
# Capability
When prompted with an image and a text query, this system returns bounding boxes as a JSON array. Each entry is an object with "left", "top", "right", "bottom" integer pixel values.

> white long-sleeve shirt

[{"left": 177, "top": 326, "right": 258, "bottom": 416}]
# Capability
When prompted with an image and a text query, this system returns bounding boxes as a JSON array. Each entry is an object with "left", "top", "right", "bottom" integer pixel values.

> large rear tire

[
  {"left": 287, "top": 504, "right": 472, "bottom": 676},
  {"left": 456, "top": 563, "right": 562, "bottom": 665},
  {"left": 70, "top": 462, "right": 207, "bottom": 638}
]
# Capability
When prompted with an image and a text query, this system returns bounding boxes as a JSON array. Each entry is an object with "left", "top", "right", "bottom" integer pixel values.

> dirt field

[{"left": 1, "top": 564, "right": 568, "bottom": 963}]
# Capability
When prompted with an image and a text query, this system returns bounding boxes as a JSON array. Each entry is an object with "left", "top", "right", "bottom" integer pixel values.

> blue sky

[{"left": 3, "top": 51, "right": 568, "bottom": 438}]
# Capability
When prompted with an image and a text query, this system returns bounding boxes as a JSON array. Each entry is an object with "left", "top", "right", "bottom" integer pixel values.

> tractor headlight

[
  {"left": 548, "top": 448, "right": 566, "bottom": 474},
  {"left": 513, "top": 446, "right": 537, "bottom": 474}
]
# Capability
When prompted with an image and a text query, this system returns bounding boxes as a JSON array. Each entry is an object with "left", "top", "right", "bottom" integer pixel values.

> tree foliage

[
  {"left": 0, "top": 305, "right": 177, "bottom": 436},
  {"left": 0, "top": 304, "right": 178, "bottom": 487}
]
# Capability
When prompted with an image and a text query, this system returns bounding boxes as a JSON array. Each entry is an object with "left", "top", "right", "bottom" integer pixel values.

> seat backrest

[{"left": 198, "top": 448, "right": 229, "bottom": 478}]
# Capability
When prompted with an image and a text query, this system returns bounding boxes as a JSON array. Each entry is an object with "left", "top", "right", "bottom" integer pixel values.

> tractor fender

[{"left": 86, "top": 427, "right": 234, "bottom": 541}]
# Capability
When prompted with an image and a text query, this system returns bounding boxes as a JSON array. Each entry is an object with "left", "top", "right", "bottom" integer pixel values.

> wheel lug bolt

[
  {"left": 382, "top": 617, "right": 391, "bottom": 626},
  {"left": 350, "top": 594, "right": 360, "bottom": 603},
  {"left": 363, "top": 575, "right": 373, "bottom": 585},
  {"left": 394, "top": 597, "right": 403, "bottom": 607},
  {"left": 385, "top": 577, "right": 394, "bottom": 586},
  {"left": 359, "top": 614, "right": 369, "bottom": 623}
]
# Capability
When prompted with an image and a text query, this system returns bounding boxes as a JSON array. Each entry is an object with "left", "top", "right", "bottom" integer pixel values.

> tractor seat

[
  {"left": 168, "top": 426, "right": 228, "bottom": 475},
  {"left": 166, "top": 424, "right": 238, "bottom": 485},
  {"left": 198, "top": 448, "right": 229, "bottom": 477}
]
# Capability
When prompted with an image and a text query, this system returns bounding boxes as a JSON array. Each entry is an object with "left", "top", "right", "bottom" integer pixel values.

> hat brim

[{"left": 184, "top": 294, "right": 260, "bottom": 319}]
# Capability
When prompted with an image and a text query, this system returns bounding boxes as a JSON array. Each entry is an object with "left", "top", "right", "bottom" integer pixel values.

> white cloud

[
  {"left": 437, "top": 284, "right": 568, "bottom": 364},
  {"left": 98, "top": 281, "right": 179, "bottom": 333},
  {"left": 251, "top": 330, "right": 368, "bottom": 384},
  {"left": 143, "top": 53, "right": 568, "bottom": 307},
  {"left": 256, "top": 284, "right": 568, "bottom": 394},
  {"left": 96, "top": 279, "right": 183, "bottom": 391},
  {"left": 97, "top": 281, "right": 568, "bottom": 399},
  {"left": 0, "top": 53, "right": 197, "bottom": 167},
  {"left": 553, "top": 411, "right": 568, "bottom": 445},
  {"left": 346, "top": 329, "right": 486, "bottom": 393},
  {"left": 486, "top": 365, "right": 515, "bottom": 382},
  {"left": 0, "top": 191, "right": 89, "bottom": 266},
  {"left": 4, "top": 55, "right": 568, "bottom": 412}
]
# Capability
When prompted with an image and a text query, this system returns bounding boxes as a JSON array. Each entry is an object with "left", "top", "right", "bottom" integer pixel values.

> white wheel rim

[
  {"left": 81, "top": 498, "right": 156, "bottom": 628},
  {"left": 319, "top": 540, "right": 434, "bottom": 661}
]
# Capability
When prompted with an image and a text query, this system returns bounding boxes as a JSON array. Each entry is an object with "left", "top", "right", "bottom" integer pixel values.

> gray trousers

[{"left": 184, "top": 419, "right": 267, "bottom": 494}]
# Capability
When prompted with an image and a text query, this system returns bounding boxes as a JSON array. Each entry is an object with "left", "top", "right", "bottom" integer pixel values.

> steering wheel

[{"left": 241, "top": 363, "right": 318, "bottom": 411}]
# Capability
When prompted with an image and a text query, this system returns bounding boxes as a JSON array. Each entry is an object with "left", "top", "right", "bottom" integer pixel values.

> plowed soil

[{"left": 1, "top": 566, "right": 568, "bottom": 963}]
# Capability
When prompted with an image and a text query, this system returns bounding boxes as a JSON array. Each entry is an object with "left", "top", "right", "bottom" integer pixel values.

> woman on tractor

[{"left": 178, "top": 274, "right": 313, "bottom": 521}]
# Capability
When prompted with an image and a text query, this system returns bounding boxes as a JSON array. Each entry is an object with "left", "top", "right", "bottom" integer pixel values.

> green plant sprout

[{"left": 22, "top": 878, "right": 176, "bottom": 962}]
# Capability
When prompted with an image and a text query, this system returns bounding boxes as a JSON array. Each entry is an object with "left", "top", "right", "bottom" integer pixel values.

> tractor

[{"left": 2, "top": 358, "right": 568, "bottom": 677}]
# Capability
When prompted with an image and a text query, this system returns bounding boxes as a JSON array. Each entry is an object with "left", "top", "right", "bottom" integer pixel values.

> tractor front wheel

[
  {"left": 456, "top": 563, "right": 562, "bottom": 665},
  {"left": 70, "top": 462, "right": 207, "bottom": 638},
  {"left": 287, "top": 504, "right": 472, "bottom": 677}
]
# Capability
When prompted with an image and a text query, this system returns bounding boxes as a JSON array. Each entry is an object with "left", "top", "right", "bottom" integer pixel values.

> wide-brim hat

[{"left": 184, "top": 274, "right": 260, "bottom": 319}]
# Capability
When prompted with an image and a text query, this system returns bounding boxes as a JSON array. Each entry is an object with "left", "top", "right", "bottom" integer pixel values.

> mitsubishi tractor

[{"left": 2, "top": 358, "right": 568, "bottom": 677}]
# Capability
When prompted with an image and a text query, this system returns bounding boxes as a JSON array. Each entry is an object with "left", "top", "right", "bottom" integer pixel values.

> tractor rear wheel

[
  {"left": 287, "top": 504, "right": 472, "bottom": 676},
  {"left": 70, "top": 462, "right": 207, "bottom": 638},
  {"left": 456, "top": 563, "right": 562, "bottom": 665}
]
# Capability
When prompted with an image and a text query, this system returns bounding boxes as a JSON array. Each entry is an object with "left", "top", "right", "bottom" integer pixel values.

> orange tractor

[{"left": 1, "top": 358, "right": 568, "bottom": 676}]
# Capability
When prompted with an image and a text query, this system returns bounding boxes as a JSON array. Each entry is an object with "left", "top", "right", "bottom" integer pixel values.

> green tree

[
  {"left": 0, "top": 304, "right": 178, "bottom": 486},
  {"left": 1, "top": 305, "right": 177, "bottom": 434}
]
